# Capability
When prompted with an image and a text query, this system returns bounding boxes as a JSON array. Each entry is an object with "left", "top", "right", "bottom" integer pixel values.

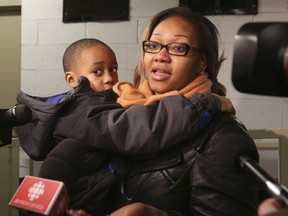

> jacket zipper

[
  {"left": 162, "top": 170, "right": 175, "bottom": 184},
  {"left": 120, "top": 179, "right": 133, "bottom": 204}
]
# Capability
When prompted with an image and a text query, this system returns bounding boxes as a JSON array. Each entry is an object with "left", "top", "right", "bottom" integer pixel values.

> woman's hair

[
  {"left": 134, "top": 7, "right": 226, "bottom": 95},
  {"left": 63, "top": 38, "right": 112, "bottom": 73}
]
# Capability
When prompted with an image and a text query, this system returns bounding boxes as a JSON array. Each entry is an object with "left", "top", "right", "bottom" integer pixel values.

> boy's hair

[{"left": 62, "top": 38, "right": 110, "bottom": 73}]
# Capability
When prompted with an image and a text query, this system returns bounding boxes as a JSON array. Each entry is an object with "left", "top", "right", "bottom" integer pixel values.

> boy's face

[{"left": 66, "top": 44, "right": 119, "bottom": 92}]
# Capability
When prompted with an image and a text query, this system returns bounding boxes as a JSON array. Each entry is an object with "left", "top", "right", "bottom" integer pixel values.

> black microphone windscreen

[
  {"left": 0, "top": 109, "right": 8, "bottom": 120},
  {"left": 38, "top": 138, "right": 86, "bottom": 190},
  {"left": 1, "top": 105, "right": 32, "bottom": 126},
  {"left": 0, "top": 109, "right": 12, "bottom": 145}
]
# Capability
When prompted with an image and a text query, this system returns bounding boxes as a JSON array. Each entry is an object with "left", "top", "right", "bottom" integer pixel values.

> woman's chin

[
  {"left": 148, "top": 79, "right": 175, "bottom": 94},
  {"left": 151, "top": 86, "right": 172, "bottom": 94}
]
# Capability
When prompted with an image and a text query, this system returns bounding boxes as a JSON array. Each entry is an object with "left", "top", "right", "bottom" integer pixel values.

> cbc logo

[{"left": 28, "top": 181, "right": 45, "bottom": 201}]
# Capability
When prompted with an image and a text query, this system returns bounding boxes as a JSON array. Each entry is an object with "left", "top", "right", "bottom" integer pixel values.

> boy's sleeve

[
  {"left": 15, "top": 77, "right": 90, "bottom": 160},
  {"left": 15, "top": 91, "right": 70, "bottom": 160},
  {"left": 59, "top": 92, "right": 220, "bottom": 156}
]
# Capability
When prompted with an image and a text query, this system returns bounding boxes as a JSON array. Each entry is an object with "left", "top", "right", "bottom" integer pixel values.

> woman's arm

[
  {"left": 190, "top": 114, "right": 259, "bottom": 215},
  {"left": 67, "top": 203, "right": 184, "bottom": 216}
]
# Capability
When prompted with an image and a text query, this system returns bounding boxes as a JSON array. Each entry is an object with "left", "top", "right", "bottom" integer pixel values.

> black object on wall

[
  {"left": 63, "top": 0, "right": 130, "bottom": 23},
  {"left": 180, "top": 0, "right": 258, "bottom": 15},
  {"left": 0, "top": 109, "right": 12, "bottom": 146}
]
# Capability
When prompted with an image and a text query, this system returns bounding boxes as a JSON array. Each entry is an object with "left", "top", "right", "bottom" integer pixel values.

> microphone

[
  {"left": 1, "top": 105, "right": 32, "bottom": 126},
  {"left": 9, "top": 176, "right": 69, "bottom": 216},
  {"left": 239, "top": 155, "right": 288, "bottom": 207},
  {"left": 9, "top": 138, "right": 86, "bottom": 215}
]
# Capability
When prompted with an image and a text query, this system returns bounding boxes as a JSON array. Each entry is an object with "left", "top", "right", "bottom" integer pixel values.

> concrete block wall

[{"left": 21, "top": 0, "right": 288, "bottom": 131}]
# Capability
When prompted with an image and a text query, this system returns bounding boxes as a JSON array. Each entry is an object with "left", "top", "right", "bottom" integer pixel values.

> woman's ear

[
  {"left": 199, "top": 57, "right": 207, "bottom": 71},
  {"left": 65, "top": 71, "right": 78, "bottom": 88}
]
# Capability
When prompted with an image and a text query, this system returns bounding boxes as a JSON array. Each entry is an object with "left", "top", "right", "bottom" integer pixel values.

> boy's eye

[
  {"left": 93, "top": 69, "right": 104, "bottom": 76},
  {"left": 111, "top": 68, "right": 118, "bottom": 73}
]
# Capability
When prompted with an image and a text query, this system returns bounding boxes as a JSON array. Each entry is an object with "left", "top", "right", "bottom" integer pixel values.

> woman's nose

[{"left": 154, "top": 48, "right": 171, "bottom": 62}]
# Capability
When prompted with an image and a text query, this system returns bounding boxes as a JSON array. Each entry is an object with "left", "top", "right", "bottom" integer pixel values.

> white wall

[{"left": 21, "top": 0, "right": 288, "bottom": 130}]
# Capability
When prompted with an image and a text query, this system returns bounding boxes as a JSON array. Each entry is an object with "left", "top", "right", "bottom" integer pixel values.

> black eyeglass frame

[{"left": 142, "top": 40, "right": 202, "bottom": 56}]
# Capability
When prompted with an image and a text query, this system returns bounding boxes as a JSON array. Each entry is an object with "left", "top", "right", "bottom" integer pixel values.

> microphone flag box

[{"left": 9, "top": 175, "right": 69, "bottom": 216}]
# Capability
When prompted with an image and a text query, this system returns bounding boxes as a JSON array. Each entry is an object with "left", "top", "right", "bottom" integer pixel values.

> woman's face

[{"left": 143, "top": 16, "right": 203, "bottom": 94}]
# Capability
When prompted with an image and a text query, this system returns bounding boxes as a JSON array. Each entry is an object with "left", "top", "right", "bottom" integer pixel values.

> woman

[
  {"left": 104, "top": 7, "right": 259, "bottom": 216},
  {"left": 68, "top": 7, "right": 259, "bottom": 216}
]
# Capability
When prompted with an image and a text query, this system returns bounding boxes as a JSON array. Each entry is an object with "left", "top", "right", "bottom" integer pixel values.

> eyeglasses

[{"left": 142, "top": 40, "right": 202, "bottom": 56}]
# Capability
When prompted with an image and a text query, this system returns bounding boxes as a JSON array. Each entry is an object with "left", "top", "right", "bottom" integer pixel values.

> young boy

[
  {"left": 47, "top": 38, "right": 119, "bottom": 104},
  {"left": 63, "top": 38, "right": 118, "bottom": 93},
  {"left": 15, "top": 38, "right": 123, "bottom": 214},
  {"left": 15, "top": 38, "right": 234, "bottom": 214},
  {"left": 16, "top": 38, "right": 121, "bottom": 160}
]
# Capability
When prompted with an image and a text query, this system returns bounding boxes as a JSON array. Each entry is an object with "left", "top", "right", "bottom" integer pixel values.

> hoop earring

[{"left": 196, "top": 68, "right": 205, "bottom": 75}]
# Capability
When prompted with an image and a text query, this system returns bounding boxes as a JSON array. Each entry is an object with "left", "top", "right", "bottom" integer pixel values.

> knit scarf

[{"left": 113, "top": 73, "right": 212, "bottom": 108}]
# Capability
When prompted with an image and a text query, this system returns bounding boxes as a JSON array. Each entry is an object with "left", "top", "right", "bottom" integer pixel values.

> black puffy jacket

[
  {"left": 15, "top": 77, "right": 226, "bottom": 213},
  {"left": 104, "top": 113, "right": 259, "bottom": 216},
  {"left": 16, "top": 76, "right": 219, "bottom": 160}
]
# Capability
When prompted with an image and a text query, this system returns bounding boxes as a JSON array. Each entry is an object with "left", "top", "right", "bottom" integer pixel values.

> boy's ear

[{"left": 65, "top": 71, "right": 78, "bottom": 88}]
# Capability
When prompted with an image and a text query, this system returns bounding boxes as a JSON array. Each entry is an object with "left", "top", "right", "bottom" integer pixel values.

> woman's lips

[{"left": 151, "top": 69, "right": 171, "bottom": 81}]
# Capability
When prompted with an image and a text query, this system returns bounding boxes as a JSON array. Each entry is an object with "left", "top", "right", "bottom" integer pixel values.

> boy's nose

[{"left": 103, "top": 72, "right": 114, "bottom": 84}]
